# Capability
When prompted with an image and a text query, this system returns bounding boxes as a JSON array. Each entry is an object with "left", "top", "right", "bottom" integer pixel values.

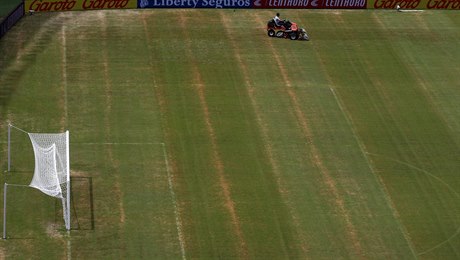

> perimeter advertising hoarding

[
  {"left": 368, "top": 0, "right": 460, "bottom": 9},
  {"left": 252, "top": 0, "right": 366, "bottom": 8},
  {"left": 138, "top": 0, "right": 251, "bottom": 8},
  {"left": 25, "top": 0, "right": 137, "bottom": 12},
  {"left": 138, "top": 0, "right": 366, "bottom": 8}
]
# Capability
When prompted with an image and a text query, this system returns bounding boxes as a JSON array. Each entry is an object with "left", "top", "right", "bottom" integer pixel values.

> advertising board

[
  {"left": 368, "top": 0, "right": 460, "bottom": 9},
  {"left": 138, "top": 0, "right": 251, "bottom": 8},
  {"left": 25, "top": 0, "right": 137, "bottom": 12},
  {"left": 252, "top": 0, "right": 366, "bottom": 8},
  {"left": 138, "top": 0, "right": 366, "bottom": 8}
]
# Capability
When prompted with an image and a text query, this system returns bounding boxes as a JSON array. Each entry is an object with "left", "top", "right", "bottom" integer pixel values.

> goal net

[{"left": 27, "top": 131, "right": 70, "bottom": 230}]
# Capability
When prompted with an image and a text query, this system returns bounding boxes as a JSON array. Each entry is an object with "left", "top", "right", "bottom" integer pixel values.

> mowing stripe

[
  {"left": 378, "top": 12, "right": 459, "bottom": 142},
  {"left": 177, "top": 12, "right": 248, "bottom": 259},
  {"left": 255, "top": 13, "right": 365, "bottom": 258},
  {"left": 0, "top": 14, "right": 62, "bottom": 83},
  {"left": 301, "top": 12, "right": 418, "bottom": 258},
  {"left": 141, "top": 13, "right": 187, "bottom": 259},
  {"left": 330, "top": 87, "right": 419, "bottom": 259},
  {"left": 369, "top": 13, "right": 458, "bottom": 256},
  {"left": 0, "top": 12, "right": 68, "bottom": 125},
  {"left": 99, "top": 11, "right": 126, "bottom": 231},
  {"left": 220, "top": 11, "right": 308, "bottom": 256}
]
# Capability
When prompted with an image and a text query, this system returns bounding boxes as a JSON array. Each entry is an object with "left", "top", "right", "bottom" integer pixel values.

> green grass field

[{"left": 0, "top": 9, "right": 459, "bottom": 259}]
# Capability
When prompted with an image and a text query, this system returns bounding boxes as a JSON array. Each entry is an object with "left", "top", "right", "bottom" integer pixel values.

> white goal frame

[{"left": 3, "top": 123, "right": 70, "bottom": 239}]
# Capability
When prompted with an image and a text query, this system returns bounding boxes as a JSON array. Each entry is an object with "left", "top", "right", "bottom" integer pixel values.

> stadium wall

[
  {"left": 18, "top": 0, "right": 460, "bottom": 13},
  {"left": 0, "top": 1, "right": 24, "bottom": 39}
]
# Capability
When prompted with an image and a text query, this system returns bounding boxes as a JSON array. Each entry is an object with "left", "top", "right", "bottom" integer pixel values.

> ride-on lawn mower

[{"left": 267, "top": 19, "right": 309, "bottom": 41}]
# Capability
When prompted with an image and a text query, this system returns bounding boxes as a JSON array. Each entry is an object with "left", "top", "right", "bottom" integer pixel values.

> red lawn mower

[{"left": 267, "top": 19, "right": 309, "bottom": 41}]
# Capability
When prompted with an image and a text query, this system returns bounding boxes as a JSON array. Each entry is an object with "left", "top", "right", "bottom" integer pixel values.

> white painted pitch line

[
  {"left": 70, "top": 142, "right": 164, "bottom": 145},
  {"left": 62, "top": 24, "right": 68, "bottom": 128},
  {"left": 365, "top": 152, "right": 460, "bottom": 256},
  {"left": 398, "top": 9, "right": 425, "bottom": 12},
  {"left": 329, "top": 87, "right": 419, "bottom": 259},
  {"left": 160, "top": 143, "right": 186, "bottom": 260},
  {"left": 137, "top": 16, "right": 186, "bottom": 258},
  {"left": 69, "top": 141, "right": 187, "bottom": 259},
  {"left": 66, "top": 231, "right": 72, "bottom": 260}
]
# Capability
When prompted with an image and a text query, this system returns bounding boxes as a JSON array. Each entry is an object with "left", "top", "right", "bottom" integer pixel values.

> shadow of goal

[{"left": 60, "top": 176, "right": 95, "bottom": 231}]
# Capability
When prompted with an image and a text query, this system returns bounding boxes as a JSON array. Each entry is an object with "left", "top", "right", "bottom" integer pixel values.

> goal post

[{"left": 3, "top": 124, "right": 71, "bottom": 238}]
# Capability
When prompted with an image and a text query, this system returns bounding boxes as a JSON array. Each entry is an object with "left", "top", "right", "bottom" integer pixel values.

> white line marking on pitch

[
  {"left": 69, "top": 141, "right": 186, "bottom": 259},
  {"left": 330, "top": 87, "right": 419, "bottom": 259},
  {"left": 160, "top": 143, "right": 186, "bottom": 260},
  {"left": 366, "top": 152, "right": 460, "bottom": 256},
  {"left": 66, "top": 231, "right": 72, "bottom": 260},
  {"left": 70, "top": 142, "right": 164, "bottom": 145},
  {"left": 62, "top": 24, "right": 68, "bottom": 128}
]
